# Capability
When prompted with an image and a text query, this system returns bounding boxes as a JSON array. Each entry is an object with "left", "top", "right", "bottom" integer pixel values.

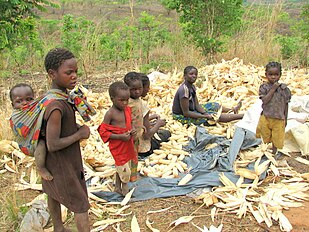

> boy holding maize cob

[
  {"left": 172, "top": 66, "right": 244, "bottom": 126},
  {"left": 98, "top": 81, "right": 137, "bottom": 195},
  {"left": 123, "top": 72, "right": 144, "bottom": 181},
  {"left": 139, "top": 73, "right": 171, "bottom": 157},
  {"left": 256, "top": 62, "right": 291, "bottom": 154}
]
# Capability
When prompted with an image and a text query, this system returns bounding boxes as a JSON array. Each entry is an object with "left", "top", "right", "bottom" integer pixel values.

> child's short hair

[
  {"left": 184, "top": 66, "right": 197, "bottom": 76},
  {"left": 140, "top": 73, "right": 150, "bottom": 87},
  {"left": 266, "top": 62, "right": 282, "bottom": 75},
  {"left": 44, "top": 48, "right": 75, "bottom": 72},
  {"left": 9, "top": 83, "right": 34, "bottom": 101},
  {"left": 109, "top": 81, "right": 129, "bottom": 98},
  {"left": 124, "top": 72, "right": 141, "bottom": 86}
]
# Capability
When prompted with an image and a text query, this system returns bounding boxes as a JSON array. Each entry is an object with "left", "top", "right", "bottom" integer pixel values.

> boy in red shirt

[{"left": 98, "top": 81, "right": 137, "bottom": 195}]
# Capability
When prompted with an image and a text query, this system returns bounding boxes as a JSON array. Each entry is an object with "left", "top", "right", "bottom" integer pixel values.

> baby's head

[
  {"left": 124, "top": 72, "right": 143, "bottom": 99},
  {"left": 140, "top": 73, "right": 150, "bottom": 97},
  {"left": 10, "top": 83, "right": 34, "bottom": 109},
  {"left": 109, "top": 81, "right": 130, "bottom": 110}
]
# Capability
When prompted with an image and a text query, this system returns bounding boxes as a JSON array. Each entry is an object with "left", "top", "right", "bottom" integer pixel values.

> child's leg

[
  {"left": 271, "top": 118, "right": 285, "bottom": 155},
  {"left": 129, "top": 161, "right": 138, "bottom": 182},
  {"left": 75, "top": 212, "right": 90, "bottom": 232},
  {"left": 48, "top": 196, "right": 70, "bottom": 232},
  {"left": 34, "top": 140, "right": 53, "bottom": 180},
  {"left": 218, "top": 113, "right": 244, "bottom": 123},
  {"left": 114, "top": 172, "right": 122, "bottom": 195},
  {"left": 222, "top": 101, "right": 242, "bottom": 114},
  {"left": 272, "top": 144, "right": 278, "bottom": 155},
  {"left": 121, "top": 182, "right": 129, "bottom": 196},
  {"left": 115, "top": 164, "right": 131, "bottom": 195}
]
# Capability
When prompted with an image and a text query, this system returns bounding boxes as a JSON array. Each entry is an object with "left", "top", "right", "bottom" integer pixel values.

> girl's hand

[
  {"left": 203, "top": 114, "right": 213, "bottom": 120},
  {"left": 78, "top": 125, "right": 90, "bottom": 139}
]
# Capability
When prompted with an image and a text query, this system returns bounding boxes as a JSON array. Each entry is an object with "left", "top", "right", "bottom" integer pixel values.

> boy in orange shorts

[{"left": 256, "top": 62, "right": 291, "bottom": 154}]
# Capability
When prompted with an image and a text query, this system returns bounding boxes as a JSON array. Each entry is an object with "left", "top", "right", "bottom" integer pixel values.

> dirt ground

[{"left": 3, "top": 158, "right": 308, "bottom": 232}]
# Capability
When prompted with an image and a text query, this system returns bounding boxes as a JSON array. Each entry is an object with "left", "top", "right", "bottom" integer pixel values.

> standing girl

[{"left": 43, "top": 48, "right": 90, "bottom": 232}]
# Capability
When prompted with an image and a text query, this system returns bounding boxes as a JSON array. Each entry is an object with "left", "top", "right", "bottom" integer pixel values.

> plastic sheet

[
  {"left": 94, "top": 126, "right": 262, "bottom": 202},
  {"left": 20, "top": 200, "right": 49, "bottom": 232}
]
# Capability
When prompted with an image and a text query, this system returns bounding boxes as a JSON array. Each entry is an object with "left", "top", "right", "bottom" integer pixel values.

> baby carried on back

[{"left": 10, "top": 85, "right": 96, "bottom": 179}]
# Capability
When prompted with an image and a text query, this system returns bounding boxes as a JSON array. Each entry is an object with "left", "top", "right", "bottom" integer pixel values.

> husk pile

[{"left": 0, "top": 58, "right": 308, "bottom": 231}]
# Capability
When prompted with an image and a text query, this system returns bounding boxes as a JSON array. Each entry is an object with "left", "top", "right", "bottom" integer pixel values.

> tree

[
  {"left": 0, "top": 0, "right": 57, "bottom": 50},
  {"left": 299, "top": 3, "right": 309, "bottom": 66},
  {"left": 160, "top": 0, "right": 243, "bottom": 58}
]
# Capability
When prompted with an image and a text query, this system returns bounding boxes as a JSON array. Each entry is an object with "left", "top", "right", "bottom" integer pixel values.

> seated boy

[
  {"left": 98, "top": 81, "right": 137, "bottom": 195},
  {"left": 10, "top": 83, "right": 53, "bottom": 180}
]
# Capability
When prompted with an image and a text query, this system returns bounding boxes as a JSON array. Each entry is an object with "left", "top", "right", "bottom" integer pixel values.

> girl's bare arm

[
  {"left": 180, "top": 98, "right": 211, "bottom": 119},
  {"left": 46, "top": 109, "right": 89, "bottom": 152},
  {"left": 195, "top": 95, "right": 207, "bottom": 114}
]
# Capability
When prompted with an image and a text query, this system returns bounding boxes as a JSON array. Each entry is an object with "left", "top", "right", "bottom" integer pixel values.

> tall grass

[
  {"left": 0, "top": 174, "right": 21, "bottom": 231},
  {"left": 218, "top": 1, "right": 284, "bottom": 66}
]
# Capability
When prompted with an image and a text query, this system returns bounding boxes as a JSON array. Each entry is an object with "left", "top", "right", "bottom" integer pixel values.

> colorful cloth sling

[{"left": 10, "top": 87, "right": 96, "bottom": 156}]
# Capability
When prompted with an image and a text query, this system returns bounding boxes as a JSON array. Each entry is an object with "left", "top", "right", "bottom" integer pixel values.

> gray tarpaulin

[{"left": 93, "top": 126, "right": 262, "bottom": 202}]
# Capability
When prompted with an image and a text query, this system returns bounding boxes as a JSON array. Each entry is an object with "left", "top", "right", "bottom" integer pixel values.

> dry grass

[
  {"left": 0, "top": 173, "right": 21, "bottom": 231},
  {"left": 0, "top": 97, "right": 20, "bottom": 231},
  {"left": 218, "top": 0, "right": 284, "bottom": 66},
  {"left": 0, "top": 105, "right": 13, "bottom": 141}
]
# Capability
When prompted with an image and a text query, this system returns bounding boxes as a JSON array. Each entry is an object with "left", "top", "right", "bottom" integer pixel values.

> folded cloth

[
  {"left": 97, "top": 106, "right": 137, "bottom": 166},
  {"left": 10, "top": 86, "right": 96, "bottom": 156}
]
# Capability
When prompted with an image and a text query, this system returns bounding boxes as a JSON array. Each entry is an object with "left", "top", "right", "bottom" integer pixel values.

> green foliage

[
  {"left": 98, "top": 12, "right": 171, "bottom": 66},
  {"left": 276, "top": 3, "right": 309, "bottom": 65},
  {"left": 98, "top": 19, "right": 135, "bottom": 62},
  {"left": 161, "top": 0, "right": 243, "bottom": 57},
  {"left": 61, "top": 14, "right": 96, "bottom": 56},
  {"left": 0, "top": 0, "right": 58, "bottom": 50},
  {"left": 299, "top": 4, "right": 309, "bottom": 41},
  {"left": 0, "top": 70, "right": 12, "bottom": 78},
  {"left": 137, "top": 12, "right": 170, "bottom": 63},
  {"left": 276, "top": 36, "right": 302, "bottom": 59}
]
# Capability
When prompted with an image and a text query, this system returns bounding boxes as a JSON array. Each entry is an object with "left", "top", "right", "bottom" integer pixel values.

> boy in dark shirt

[{"left": 256, "top": 62, "right": 291, "bottom": 154}]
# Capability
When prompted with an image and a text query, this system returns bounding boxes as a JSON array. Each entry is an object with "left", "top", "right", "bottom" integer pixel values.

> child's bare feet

[
  {"left": 37, "top": 167, "right": 53, "bottom": 180},
  {"left": 121, "top": 183, "right": 129, "bottom": 196},
  {"left": 233, "top": 101, "right": 242, "bottom": 114}
]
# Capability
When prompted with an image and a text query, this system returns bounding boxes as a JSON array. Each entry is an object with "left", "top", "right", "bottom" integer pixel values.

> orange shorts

[
  {"left": 256, "top": 114, "right": 285, "bottom": 149},
  {"left": 115, "top": 162, "right": 131, "bottom": 183}
]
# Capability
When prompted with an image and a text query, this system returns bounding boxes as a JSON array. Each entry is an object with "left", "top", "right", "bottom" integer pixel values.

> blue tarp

[{"left": 93, "top": 126, "right": 262, "bottom": 202}]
